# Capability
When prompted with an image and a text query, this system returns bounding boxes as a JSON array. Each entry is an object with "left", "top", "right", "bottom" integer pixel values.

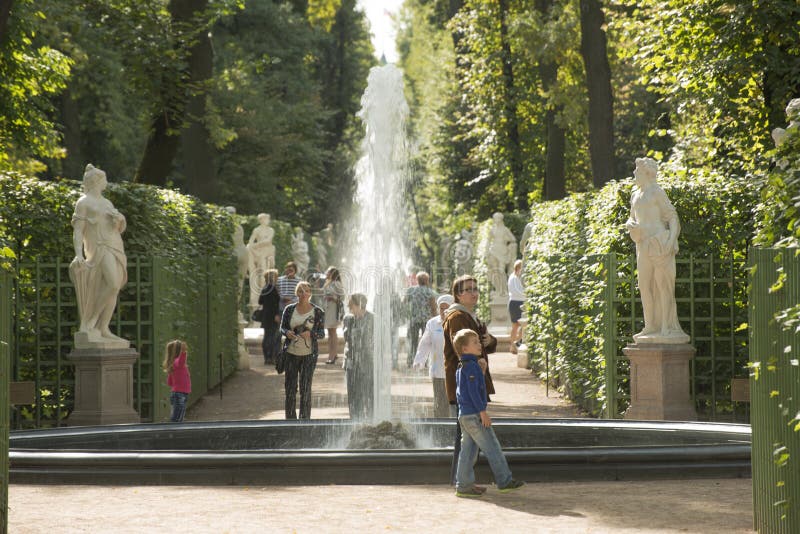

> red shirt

[{"left": 167, "top": 352, "right": 192, "bottom": 393}]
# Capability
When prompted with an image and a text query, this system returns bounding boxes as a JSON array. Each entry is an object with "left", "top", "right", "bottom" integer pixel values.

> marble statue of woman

[
  {"left": 486, "top": 213, "right": 517, "bottom": 298},
  {"left": 771, "top": 98, "right": 800, "bottom": 147},
  {"left": 625, "top": 157, "right": 689, "bottom": 344},
  {"left": 313, "top": 231, "right": 327, "bottom": 271},
  {"left": 225, "top": 206, "right": 249, "bottom": 305},
  {"left": 292, "top": 227, "right": 310, "bottom": 275},
  {"left": 453, "top": 229, "right": 474, "bottom": 275},
  {"left": 69, "top": 164, "right": 129, "bottom": 348},
  {"left": 246, "top": 213, "right": 275, "bottom": 307}
]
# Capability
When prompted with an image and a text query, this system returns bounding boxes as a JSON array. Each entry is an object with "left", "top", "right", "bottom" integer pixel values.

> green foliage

[
  {"left": 0, "top": 0, "right": 72, "bottom": 170},
  {"left": 522, "top": 168, "right": 759, "bottom": 415}
]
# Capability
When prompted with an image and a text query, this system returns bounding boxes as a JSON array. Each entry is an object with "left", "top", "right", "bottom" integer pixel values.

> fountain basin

[{"left": 9, "top": 418, "right": 750, "bottom": 485}]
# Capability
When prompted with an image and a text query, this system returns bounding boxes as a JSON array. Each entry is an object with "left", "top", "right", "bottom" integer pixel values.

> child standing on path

[
  {"left": 164, "top": 339, "right": 192, "bottom": 422},
  {"left": 453, "top": 328, "right": 524, "bottom": 497}
]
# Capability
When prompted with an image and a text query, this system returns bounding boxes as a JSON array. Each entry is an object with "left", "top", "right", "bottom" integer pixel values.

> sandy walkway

[{"left": 8, "top": 342, "right": 753, "bottom": 533}]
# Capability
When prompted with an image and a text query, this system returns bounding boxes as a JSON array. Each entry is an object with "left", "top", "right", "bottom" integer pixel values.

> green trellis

[{"left": 8, "top": 255, "right": 238, "bottom": 429}]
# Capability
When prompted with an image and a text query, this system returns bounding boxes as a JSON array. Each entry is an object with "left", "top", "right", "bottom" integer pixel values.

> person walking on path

[
  {"left": 412, "top": 294, "right": 454, "bottom": 417},
  {"left": 507, "top": 259, "right": 525, "bottom": 354},
  {"left": 404, "top": 271, "right": 437, "bottom": 368},
  {"left": 280, "top": 281, "right": 325, "bottom": 419},
  {"left": 443, "top": 274, "right": 497, "bottom": 484},
  {"left": 323, "top": 267, "right": 345, "bottom": 364},
  {"left": 342, "top": 293, "right": 375, "bottom": 420},
  {"left": 163, "top": 339, "right": 192, "bottom": 423},
  {"left": 453, "top": 328, "right": 524, "bottom": 497},
  {"left": 277, "top": 261, "right": 300, "bottom": 315},
  {"left": 258, "top": 269, "right": 281, "bottom": 365}
]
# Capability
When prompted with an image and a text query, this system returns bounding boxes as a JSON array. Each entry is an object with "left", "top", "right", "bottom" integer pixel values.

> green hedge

[{"left": 522, "top": 167, "right": 760, "bottom": 415}]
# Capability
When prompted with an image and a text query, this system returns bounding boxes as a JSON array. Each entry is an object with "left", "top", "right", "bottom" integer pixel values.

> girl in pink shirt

[{"left": 163, "top": 339, "right": 192, "bottom": 422}]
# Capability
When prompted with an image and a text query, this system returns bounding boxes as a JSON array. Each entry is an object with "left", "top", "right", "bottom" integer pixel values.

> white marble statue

[
  {"left": 520, "top": 222, "right": 534, "bottom": 257},
  {"left": 246, "top": 213, "right": 275, "bottom": 306},
  {"left": 771, "top": 98, "right": 800, "bottom": 148},
  {"left": 453, "top": 229, "right": 474, "bottom": 275},
  {"left": 292, "top": 227, "right": 310, "bottom": 275},
  {"left": 486, "top": 213, "right": 517, "bottom": 299},
  {"left": 69, "top": 164, "right": 129, "bottom": 349},
  {"left": 625, "top": 157, "right": 689, "bottom": 344},
  {"left": 225, "top": 206, "right": 249, "bottom": 305},
  {"left": 313, "top": 231, "right": 327, "bottom": 271}
]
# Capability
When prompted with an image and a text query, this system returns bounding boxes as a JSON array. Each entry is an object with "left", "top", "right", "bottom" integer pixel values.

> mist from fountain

[{"left": 346, "top": 63, "right": 410, "bottom": 423}]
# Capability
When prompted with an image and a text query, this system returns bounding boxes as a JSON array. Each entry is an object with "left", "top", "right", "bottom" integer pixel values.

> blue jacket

[{"left": 456, "top": 353, "right": 487, "bottom": 416}]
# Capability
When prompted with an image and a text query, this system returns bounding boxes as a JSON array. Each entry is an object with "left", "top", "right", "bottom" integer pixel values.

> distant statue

[
  {"left": 625, "top": 157, "right": 689, "bottom": 344},
  {"left": 313, "top": 231, "right": 327, "bottom": 271},
  {"left": 247, "top": 213, "right": 275, "bottom": 306},
  {"left": 320, "top": 223, "right": 335, "bottom": 264},
  {"left": 292, "top": 227, "right": 310, "bottom": 275},
  {"left": 69, "top": 164, "right": 129, "bottom": 348},
  {"left": 453, "top": 229, "right": 473, "bottom": 275},
  {"left": 520, "top": 222, "right": 534, "bottom": 257},
  {"left": 771, "top": 98, "right": 800, "bottom": 148},
  {"left": 225, "top": 206, "right": 249, "bottom": 306},
  {"left": 486, "top": 213, "right": 516, "bottom": 298}
]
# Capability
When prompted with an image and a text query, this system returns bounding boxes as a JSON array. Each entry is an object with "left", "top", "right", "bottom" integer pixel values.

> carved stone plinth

[
  {"left": 489, "top": 298, "right": 510, "bottom": 326},
  {"left": 622, "top": 343, "right": 697, "bottom": 421},
  {"left": 516, "top": 344, "right": 530, "bottom": 369},
  {"left": 67, "top": 347, "right": 140, "bottom": 426}
]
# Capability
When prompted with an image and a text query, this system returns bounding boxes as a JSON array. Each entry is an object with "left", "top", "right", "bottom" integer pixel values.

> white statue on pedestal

[
  {"left": 225, "top": 207, "right": 249, "bottom": 306},
  {"left": 453, "top": 229, "right": 474, "bottom": 275},
  {"left": 292, "top": 227, "right": 310, "bottom": 275},
  {"left": 69, "top": 164, "right": 129, "bottom": 349},
  {"left": 520, "top": 222, "right": 535, "bottom": 257},
  {"left": 771, "top": 98, "right": 800, "bottom": 148},
  {"left": 486, "top": 213, "right": 517, "bottom": 299},
  {"left": 313, "top": 231, "right": 327, "bottom": 271},
  {"left": 247, "top": 213, "right": 275, "bottom": 306},
  {"left": 625, "top": 157, "right": 689, "bottom": 344}
]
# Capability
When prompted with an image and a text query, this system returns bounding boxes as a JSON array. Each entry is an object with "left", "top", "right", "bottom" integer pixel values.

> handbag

[
  {"left": 275, "top": 348, "right": 286, "bottom": 374},
  {"left": 251, "top": 307, "right": 264, "bottom": 322}
]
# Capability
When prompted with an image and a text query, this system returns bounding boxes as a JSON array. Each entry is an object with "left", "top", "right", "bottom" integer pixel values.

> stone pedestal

[
  {"left": 67, "top": 347, "right": 140, "bottom": 426},
  {"left": 237, "top": 313, "right": 250, "bottom": 370},
  {"left": 622, "top": 343, "right": 697, "bottom": 421},
  {"left": 489, "top": 298, "right": 510, "bottom": 326},
  {"left": 516, "top": 344, "right": 530, "bottom": 369}
]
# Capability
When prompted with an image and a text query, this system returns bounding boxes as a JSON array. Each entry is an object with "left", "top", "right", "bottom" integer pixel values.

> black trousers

[{"left": 284, "top": 354, "right": 317, "bottom": 419}]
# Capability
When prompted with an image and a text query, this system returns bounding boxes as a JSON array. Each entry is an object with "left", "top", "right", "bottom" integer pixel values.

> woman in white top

[
  {"left": 507, "top": 259, "right": 526, "bottom": 354},
  {"left": 412, "top": 294, "right": 455, "bottom": 417},
  {"left": 279, "top": 281, "right": 325, "bottom": 419}
]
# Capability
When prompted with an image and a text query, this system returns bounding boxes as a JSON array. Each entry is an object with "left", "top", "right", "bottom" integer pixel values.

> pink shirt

[{"left": 167, "top": 352, "right": 192, "bottom": 393}]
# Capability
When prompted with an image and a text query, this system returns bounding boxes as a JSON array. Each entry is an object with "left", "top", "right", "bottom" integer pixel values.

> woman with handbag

[
  {"left": 323, "top": 267, "right": 345, "bottom": 364},
  {"left": 258, "top": 269, "right": 281, "bottom": 365},
  {"left": 279, "top": 281, "right": 326, "bottom": 419}
]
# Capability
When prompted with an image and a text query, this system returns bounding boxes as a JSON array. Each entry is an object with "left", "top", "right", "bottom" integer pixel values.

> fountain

[
  {"left": 347, "top": 63, "right": 410, "bottom": 422},
  {"left": 7, "top": 65, "right": 751, "bottom": 486}
]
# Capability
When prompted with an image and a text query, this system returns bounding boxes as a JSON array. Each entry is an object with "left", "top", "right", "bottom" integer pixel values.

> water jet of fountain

[{"left": 347, "top": 63, "right": 410, "bottom": 423}]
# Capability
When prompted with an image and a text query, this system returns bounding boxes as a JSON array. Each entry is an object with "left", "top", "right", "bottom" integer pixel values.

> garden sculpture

[
  {"left": 486, "top": 213, "right": 517, "bottom": 299},
  {"left": 292, "top": 227, "right": 310, "bottom": 275},
  {"left": 247, "top": 212, "right": 275, "bottom": 305},
  {"left": 625, "top": 157, "right": 689, "bottom": 344},
  {"left": 69, "top": 164, "right": 129, "bottom": 348}
]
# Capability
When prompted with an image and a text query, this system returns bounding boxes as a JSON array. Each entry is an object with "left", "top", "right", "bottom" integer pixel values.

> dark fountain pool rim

[{"left": 9, "top": 418, "right": 751, "bottom": 485}]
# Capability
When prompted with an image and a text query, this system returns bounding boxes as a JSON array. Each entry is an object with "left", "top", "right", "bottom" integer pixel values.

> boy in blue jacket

[{"left": 453, "top": 328, "right": 525, "bottom": 497}]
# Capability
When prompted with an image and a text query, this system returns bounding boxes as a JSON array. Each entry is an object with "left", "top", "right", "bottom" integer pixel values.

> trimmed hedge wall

[{"left": 521, "top": 166, "right": 760, "bottom": 416}]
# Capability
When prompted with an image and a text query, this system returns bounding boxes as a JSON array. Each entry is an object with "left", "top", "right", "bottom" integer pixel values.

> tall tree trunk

[
  {"left": 0, "top": 0, "right": 12, "bottom": 45},
  {"left": 539, "top": 60, "right": 566, "bottom": 201},
  {"left": 59, "top": 87, "right": 83, "bottom": 179},
  {"left": 498, "top": 0, "right": 525, "bottom": 211},
  {"left": 579, "top": 0, "right": 614, "bottom": 188},
  {"left": 135, "top": 0, "right": 206, "bottom": 186},
  {"left": 535, "top": 0, "right": 565, "bottom": 201},
  {"left": 181, "top": 0, "right": 216, "bottom": 201}
]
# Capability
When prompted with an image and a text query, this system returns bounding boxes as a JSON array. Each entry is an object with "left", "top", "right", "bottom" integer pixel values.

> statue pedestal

[
  {"left": 622, "top": 343, "right": 697, "bottom": 421},
  {"left": 237, "top": 313, "right": 250, "bottom": 370},
  {"left": 516, "top": 344, "right": 530, "bottom": 369},
  {"left": 67, "top": 347, "right": 140, "bottom": 426},
  {"left": 489, "top": 297, "right": 510, "bottom": 326}
]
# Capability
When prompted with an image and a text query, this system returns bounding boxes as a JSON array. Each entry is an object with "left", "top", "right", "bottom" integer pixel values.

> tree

[{"left": 579, "top": 0, "right": 614, "bottom": 188}]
